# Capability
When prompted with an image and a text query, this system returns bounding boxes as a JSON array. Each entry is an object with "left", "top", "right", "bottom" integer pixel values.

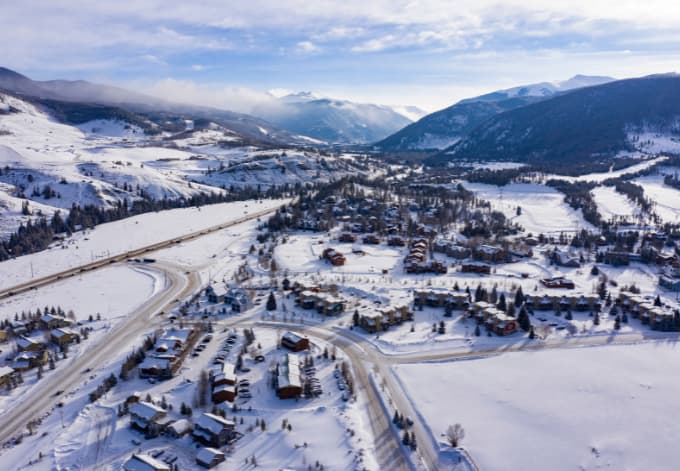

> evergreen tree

[{"left": 266, "top": 292, "right": 277, "bottom": 311}]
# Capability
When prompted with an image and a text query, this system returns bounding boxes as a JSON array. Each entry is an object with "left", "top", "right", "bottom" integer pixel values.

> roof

[
  {"left": 195, "top": 412, "right": 235, "bottom": 434},
  {"left": 0, "top": 366, "right": 14, "bottom": 377},
  {"left": 129, "top": 401, "right": 165, "bottom": 421},
  {"left": 123, "top": 454, "right": 170, "bottom": 471},
  {"left": 51, "top": 327, "right": 77, "bottom": 338},
  {"left": 197, "top": 447, "right": 225, "bottom": 463},
  {"left": 167, "top": 418, "right": 192, "bottom": 435},
  {"left": 138, "top": 357, "right": 171, "bottom": 371},
  {"left": 282, "top": 331, "right": 305, "bottom": 344}
]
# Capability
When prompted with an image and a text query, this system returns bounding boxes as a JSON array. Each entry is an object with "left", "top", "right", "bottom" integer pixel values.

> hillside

[
  {"left": 251, "top": 92, "right": 416, "bottom": 144},
  {"left": 376, "top": 75, "right": 613, "bottom": 151},
  {"left": 430, "top": 75, "right": 680, "bottom": 170}
]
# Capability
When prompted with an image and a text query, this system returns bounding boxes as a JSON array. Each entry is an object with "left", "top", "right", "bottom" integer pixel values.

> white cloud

[{"left": 295, "top": 41, "right": 321, "bottom": 54}]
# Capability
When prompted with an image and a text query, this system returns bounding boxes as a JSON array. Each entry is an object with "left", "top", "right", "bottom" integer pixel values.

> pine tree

[
  {"left": 266, "top": 292, "right": 277, "bottom": 311},
  {"left": 514, "top": 286, "right": 524, "bottom": 307}
]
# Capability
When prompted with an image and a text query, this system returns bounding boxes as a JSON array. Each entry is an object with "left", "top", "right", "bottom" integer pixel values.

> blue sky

[{"left": 3, "top": 1, "right": 680, "bottom": 112}]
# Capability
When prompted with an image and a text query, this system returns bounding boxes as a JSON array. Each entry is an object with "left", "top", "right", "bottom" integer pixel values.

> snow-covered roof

[
  {"left": 197, "top": 447, "right": 224, "bottom": 463},
  {"left": 123, "top": 453, "right": 170, "bottom": 471},
  {"left": 0, "top": 366, "right": 14, "bottom": 377},
  {"left": 195, "top": 412, "right": 235, "bottom": 434},
  {"left": 50, "top": 327, "right": 77, "bottom": 338},
  {"left": 168, "top": 418, "right": 191, "bottom": 434},
  {"left": 138, "top": 357, "right": 171, "bottom": 370},
  {"left": 129, "top": 401, "right": 165, "bottom": 421}
]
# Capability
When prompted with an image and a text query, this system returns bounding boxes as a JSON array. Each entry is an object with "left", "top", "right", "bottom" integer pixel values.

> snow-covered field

[
  {"left": 634, "top": 173, "right": 680, "bottom": 223},
  {"left": 0, "top": 265, "right": 158, "bottom": 323},
  {"left": 396, "top": 341, "right": 680, "bottom": 471},
  {"left": 0, "top": 198, "right": 285, "bottom": 291},
  {"left": 591, "top": 185, "right": 640, "bottom": 221},
  {"left": 461, "top": 182, "right": 594, "bottom": 234}
]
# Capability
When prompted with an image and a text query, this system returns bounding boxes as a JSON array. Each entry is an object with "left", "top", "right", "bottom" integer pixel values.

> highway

[
  {"left": 0, "top": 261, "right": 199, "bottom": 445},
  {"left": 0, "top": 203, "right": 285, "bottom": 300}
]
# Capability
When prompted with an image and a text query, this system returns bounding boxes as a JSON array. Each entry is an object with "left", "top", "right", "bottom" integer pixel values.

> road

[
  {"left": 0, "top": 203, "right": 285, "bottom": 300},
  {"left": 0, "top": 261, "right": 199, "bottom": 445}
]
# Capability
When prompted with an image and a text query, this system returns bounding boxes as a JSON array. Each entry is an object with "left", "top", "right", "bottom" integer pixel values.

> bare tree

[{"left": 446, "top": 424, "right": 465, "bottom": 447}]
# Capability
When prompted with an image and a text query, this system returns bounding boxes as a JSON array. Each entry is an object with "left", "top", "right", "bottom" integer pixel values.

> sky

[{"left": 3, "top": 1, "right": 680, "bottom": 112}]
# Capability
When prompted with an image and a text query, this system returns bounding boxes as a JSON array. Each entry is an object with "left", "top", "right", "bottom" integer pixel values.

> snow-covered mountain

[
  {"left": 377, "top": 75, "right": 615, "bottom": 151},
  {"left": 0, "top": 91, "right": 373, "bottom": 238},
  {"left": 251, "top": 92, "right": 421, "bottom": 144},
  {"left": 0, "top": 67, "right": 320, "bottom": 148}
]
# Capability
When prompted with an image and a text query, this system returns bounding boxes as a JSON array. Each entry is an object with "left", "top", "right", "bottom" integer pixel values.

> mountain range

[
  {"left": 429, "top": 74, "right": 680, "bottom": 170},
  {"left": 376, "top": 75, "right": 614, "bottom": 151}
]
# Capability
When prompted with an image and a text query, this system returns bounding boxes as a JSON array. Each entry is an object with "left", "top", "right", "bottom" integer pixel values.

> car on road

[{"left": 54, "top": 390, "right": 64, "bottom": 396}]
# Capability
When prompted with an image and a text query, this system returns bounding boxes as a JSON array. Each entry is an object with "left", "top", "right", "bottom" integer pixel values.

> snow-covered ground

[
  {"left": 0, "top": 198, "right": 285, "bottom": 291},
  {"left": 461, "top": 182, "right": 594, "bottom": 234},
  {"left": 591, "top": 185, "right": 640, "bottom": 222},
  {"left": 395, "top": 341, "right": 680, "bottom": 471},
  {"left": 634, "top": 173, "right": 680, "bottom": 223}
]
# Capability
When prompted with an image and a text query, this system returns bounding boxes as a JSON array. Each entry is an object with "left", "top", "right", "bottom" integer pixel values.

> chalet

[
  {"left": 12, "top": 351, "right": 48, "bottom": 371},
  {"left": 359, "top": 305, "right": 411, "bottom": 333},
  {"left": 211, "top": 362, "right": 237, "bottom": 386},
  {"left": 16, "top": 335, "right": 45, "bottom": 352},
  {"left": 10, "top": 321, "right": 27, "bottom": 335},
  {"left": 0, "top": 366, "right": 14, "bottom": 387},
  {"left": 192, "top": 412, "right": 236, "bottom": 447},
  {"left": 526, "top": 294, "right": 601, "bottom": 312},
  {"left": 196, "top": 447, "right": 226, "bottom": 469},
  {"left": 387, "top": 236, "right": 406, "bottom": 247},
  {"left": 446, "top": 244, "right": 471, "bottom": 259},
  {"left": 363, "top": 234, "right": 381, "bottom": 244},
  {"left": 469, "top": 302, "right": 517, "bottom": 336},
  {"left": 129, "top": 401, "right": 167, "bottom": 437},
  {"left": 414, "top": 291, "right": 469, "bottom": 310},
  {"left": 296, "top": 291, "right": 345, "bottom": 315},
  {"left": 166, "top": 419, "right": 192, "bottom": 438},
  {"left": 472, "top": 245, "right": 508, "bottom": 264},
  {"left": 281, "top": 331, "right": 310, "bottom": 351},
  {"left": 322, "top": 248, "right": 346, "bottom": 266},
  {"left": 461, "top": 263, "right": 491, "bottom": 274},
  {"left": 138, "top": 357, "right": 172, "bottom": 379},
  {"left": 50, "top": 327, "right": 80, "bottom": 347},
  {"left": 405, "top": 260, "right": 447, "bottom": 274},
  {"left": 206, "top": 285, "right": 226, "bottom": 303},
  {"left": 540, "top": 277, "right": 575, "bottom": 289},
  {"left": 0, "top": 329, "right": 7, "bottom": 343},
  {"left": 225, "top": 287, "right": 250, "bottom": 313},
  {"left": 554, "top": 250, "right": 581, "bottom": 268},
  {"left": 212, "top": 384, "right": 237, "bottom": 404},
  {"left": 123, "top": 453, "right": 170, "bottom": 471},
  {"left": 276, "top": 354, "right": 302, "bottom": 399},
  {"left": 40, "top": 313, "right": 72, "bottom": 330},
  {"left": 338, "top": 232, "right": 356, "bottom": 243}
]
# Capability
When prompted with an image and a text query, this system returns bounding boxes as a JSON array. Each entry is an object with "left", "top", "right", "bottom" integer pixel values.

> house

[
  {"left": 554, "top": 249, "right": 581, "bottom": 268},
  {"left": 50, "top": 327, "right": 80, "bottom": 347},
  {"left": 358, "top": 305, "right": 411, "bottom": 333},
  {"left": 40, "top": 313, "right": 72, "bottom": 330},
  {"left": 363, "top": 234, "right": 380, "bottom": 244},
  {"left": 12, "top": 351, "right": 48, "bottom": 371},
  {"left": 276, "top": 354, "right": 302, "bottom": 399},
  {"left": 0, "top": 329, "right": 7, "bottom": 343},
  {"left": 540, "top": 276, "right": 575, "bottom": 289},
  {"left": 212, "top": 384, "right": 237, "bottom": 404},
  {"left": 469, "top": 303, "right": 517, "bottom": 336},
  {"left": 138, "top": 357, "right": 172, "bottom": 379},
  {"left": 211, "top": 362, "right": 237, "bottom": 386},
  {"left": 387, "top": 236, "right": 406, "bottom": 247},
  {"left": 129, "top": 401, "right": 167, "bottom": 437},
  {"left": 166, "top": 419, "right": 192, "bottom": 438},
  {"left": 472, "top": 245, "right": 508, "bottom": 264},
  {"left": 322, "top": 248, "right": 346, "bottom": 266},
  {"left": 281, "top": 331, "right": 309, "bottom": 352},
  {"left": 16, "top": 335, "right": 45, "bottom": 352},
  {"left": 461, "top": 263, "right": 491, "bottom": 274},
  {"left": 206, "top": 284, "right": 226, "bottom": 303},
  {"left": 225, "top": 287, "right": 250, "bottom": 313},
  {"left": 123, "top": 453, "right": 170, "bottom": 471},
  {"left": 0, "top": 365, "right": 14, "bottom": 387},
  {"left": 196, "top": 447, "right": 226, "bottom": 469},
  {"left": 338, "top": 232, "right": 356, "bottom": 243},
  {"left": 446, "top": 244, "right": 471, "bottom": 259},
  {"left": 192, "top": 412, "right": 236, "bottom": 447}
]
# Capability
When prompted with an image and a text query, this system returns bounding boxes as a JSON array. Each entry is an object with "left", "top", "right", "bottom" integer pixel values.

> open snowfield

[
  {"left": 0, "top": 198, "right": 285, "bottom": 291},
  {"left": 542, "top": 155, "right": 668, "bottom": 183},
  {"left": 634, "top": 173, "right": 680, "bottom": 223},
  {"left": 461, "top": 182, "right": 594, "bottom": 234},
  {"left": 0, "top": 264, "right": 158, "bottom": 323},
  {"left": 395, "top": 341, "right": 680, "bottom": 471},
  {"left": 591, "top": 186, "right": 639, "bottom": 222}
]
